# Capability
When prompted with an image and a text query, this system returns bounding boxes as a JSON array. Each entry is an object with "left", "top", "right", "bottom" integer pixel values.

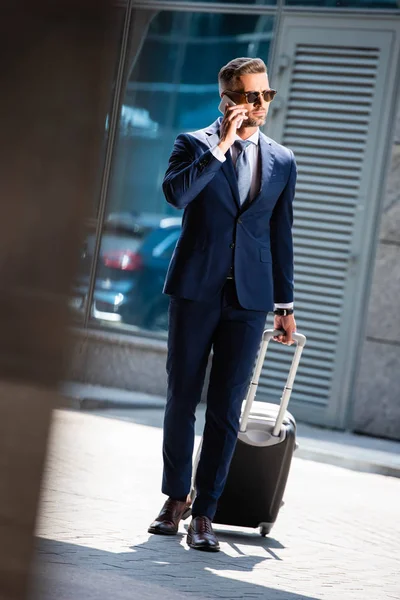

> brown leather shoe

[
  {"left": 187, "top": 516, "right": 220, "bottom": 552},
  {"left": 148, "top": 498, "right": 192, "bottom": 535}
]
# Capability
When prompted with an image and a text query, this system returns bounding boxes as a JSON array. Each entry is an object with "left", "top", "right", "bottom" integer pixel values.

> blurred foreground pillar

[{"left": 0, "top": 2, "right": 116, "bottom": 599}]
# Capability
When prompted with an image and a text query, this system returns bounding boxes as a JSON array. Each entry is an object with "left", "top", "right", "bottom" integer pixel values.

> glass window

[
  {"left": 88, "top": 9, "right": 276, "bottom": 334},
  {"left": 285, "top": 0, "right": 399, "bottom": 7}
]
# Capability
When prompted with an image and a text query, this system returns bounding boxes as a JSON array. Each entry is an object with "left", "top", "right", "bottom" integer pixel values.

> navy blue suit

[{"left": 161, "top": 118, "right": 296, "bottom": 519}]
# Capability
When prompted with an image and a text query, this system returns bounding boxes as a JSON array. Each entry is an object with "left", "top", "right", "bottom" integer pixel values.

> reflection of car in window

[{"left": 72, "top": 213, "right": 182, "bottom": 332}]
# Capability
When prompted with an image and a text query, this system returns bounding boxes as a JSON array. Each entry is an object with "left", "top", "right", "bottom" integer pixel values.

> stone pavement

[{"left": 30, "top": 407, "right": 400, "bottom": 600}]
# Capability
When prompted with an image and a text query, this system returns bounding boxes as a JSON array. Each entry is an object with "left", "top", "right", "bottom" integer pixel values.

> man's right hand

[{"left": 218, "top": 105, "right": 248, "bottom": 154}]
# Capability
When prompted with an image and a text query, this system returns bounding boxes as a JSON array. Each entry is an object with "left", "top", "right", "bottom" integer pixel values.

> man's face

[{"left": 229, "top": 72, "right": 272, "bottom": 128}]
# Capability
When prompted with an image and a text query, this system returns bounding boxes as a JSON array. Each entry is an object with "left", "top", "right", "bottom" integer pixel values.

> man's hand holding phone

[{"left": 218, "top": 97, "right": 248, "bottom": 155}]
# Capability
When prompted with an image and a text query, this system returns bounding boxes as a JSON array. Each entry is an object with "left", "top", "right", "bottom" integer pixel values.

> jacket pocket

[{"left": 260, "top": 248, "right": 272, "bottom": 263}]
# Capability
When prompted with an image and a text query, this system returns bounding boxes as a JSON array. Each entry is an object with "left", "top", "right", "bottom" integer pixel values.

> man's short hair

[{"left": 218, "top": 57, "right": 267, "bottom": 93}]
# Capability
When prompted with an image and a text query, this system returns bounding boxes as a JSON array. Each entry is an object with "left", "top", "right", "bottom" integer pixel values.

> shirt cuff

[
  {"left": 210, "top": 144, "right": 226, "bottom": 163},
  {"left": 274, "top": 302, "right": 294, "bottom": 310}
]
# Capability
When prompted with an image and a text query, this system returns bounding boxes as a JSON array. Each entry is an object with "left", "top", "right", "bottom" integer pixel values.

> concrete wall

[
  {"left": 68, "top": 329, "right": 169, "bottom": 395},
  {"left": 352, "top": 97, "right": 400, "bottom": 440},
  {"left": 67, "top": 328, "right": 213, "bottom": 402}
]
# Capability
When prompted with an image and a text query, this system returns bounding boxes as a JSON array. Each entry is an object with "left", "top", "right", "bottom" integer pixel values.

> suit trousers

[{"left": 162, "top": 279, "right": 267, "bottom": 520}]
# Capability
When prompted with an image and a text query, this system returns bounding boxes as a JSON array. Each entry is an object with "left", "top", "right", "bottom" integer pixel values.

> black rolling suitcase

[{"left": 191, "top": 328, "right": 306, "bottom": 537}]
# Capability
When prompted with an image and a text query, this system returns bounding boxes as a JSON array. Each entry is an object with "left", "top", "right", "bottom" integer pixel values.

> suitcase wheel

[{"left": 259, "top": 524, "right": 272, "bottom": 537}]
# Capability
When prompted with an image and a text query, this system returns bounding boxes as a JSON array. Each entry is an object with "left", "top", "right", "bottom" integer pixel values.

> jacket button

[
  {"left": 229, "top": 243, "right": 235, "bottom": 249},
  {"left": 237, "top": 218, "right": 242, "bottom": 224}
]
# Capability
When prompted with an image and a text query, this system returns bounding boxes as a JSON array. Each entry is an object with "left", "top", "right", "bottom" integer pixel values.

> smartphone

[
  {"left": 218, "top": 94, "right": 236, "bottom": 114},
  {"left": 218, "top": 94, "right": 244, "bottom": 129}
]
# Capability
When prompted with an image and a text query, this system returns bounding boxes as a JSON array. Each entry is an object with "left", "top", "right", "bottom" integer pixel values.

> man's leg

[
  {"left": 162, "top": 295, "right": 220, "bottom": 501},
  {"left": 192, "top": 281, "right": 267, "bottom": 520}
]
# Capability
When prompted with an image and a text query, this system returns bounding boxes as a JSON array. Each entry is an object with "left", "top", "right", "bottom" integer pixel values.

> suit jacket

[{"left": 162, "top": 118, "right": 296, "bottom": 312}]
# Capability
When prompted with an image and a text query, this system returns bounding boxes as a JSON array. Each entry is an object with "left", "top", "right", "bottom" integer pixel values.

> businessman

[{"left": 148, "top": 57, "right": 297, "bottom": 552}]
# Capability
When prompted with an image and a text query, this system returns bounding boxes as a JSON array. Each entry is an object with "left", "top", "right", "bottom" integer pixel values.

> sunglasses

[{"left": 224, "top": 89, "right": 277, "bottom": 105}]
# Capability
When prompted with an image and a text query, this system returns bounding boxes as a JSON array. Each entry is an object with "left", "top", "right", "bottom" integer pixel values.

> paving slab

[{"left": 30, "top": 408, "right": 400, "bottom": 600}]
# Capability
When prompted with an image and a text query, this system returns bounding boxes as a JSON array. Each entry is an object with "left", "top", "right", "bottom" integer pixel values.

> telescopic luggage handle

[{"left": 240, "top": 329, "right": 306, "bottom": 436}]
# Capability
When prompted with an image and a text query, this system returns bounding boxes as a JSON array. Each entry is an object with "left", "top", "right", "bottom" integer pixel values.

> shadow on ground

[{"left": 31, "top": 535, "right": 320, "bottom": 600}]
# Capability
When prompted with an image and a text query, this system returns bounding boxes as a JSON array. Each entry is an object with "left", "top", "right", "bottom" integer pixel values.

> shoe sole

[
  {"left": 187, "top": 533, "right": 220, "bottom": 552},
  {"left": 148, "top": 507, "right": 192, "bottom": 536},
  {"left": 148, "top": 527, "right": 177, "bottom": 536}
]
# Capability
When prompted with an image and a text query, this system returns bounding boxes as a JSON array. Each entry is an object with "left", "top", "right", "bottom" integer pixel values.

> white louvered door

[{"left": 261, "top": 17, "right": 400, "bottom": 427}]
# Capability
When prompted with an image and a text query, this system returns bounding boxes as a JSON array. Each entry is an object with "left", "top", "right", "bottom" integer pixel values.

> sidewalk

[
  {"left": 32, "top": 406, "right": 400, "bottom": 600},
  {"left": 61, "top": 382, "right": 400, "bottom": 478}
]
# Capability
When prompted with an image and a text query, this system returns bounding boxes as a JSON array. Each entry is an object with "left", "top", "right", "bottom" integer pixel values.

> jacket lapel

[
  {"left": 205, "top": 123, "right": 241, "bottom": 211},
  {"left": 221, "top": 152, "right": 241, "bottom": 210},
  {"left": 259, "top": 134, "right": 276, "bottom": 193}
]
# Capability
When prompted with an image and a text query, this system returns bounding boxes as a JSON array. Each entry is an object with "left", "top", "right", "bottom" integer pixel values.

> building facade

[{"left": 69, "top": 0, "right": 400, "bottom": 439}]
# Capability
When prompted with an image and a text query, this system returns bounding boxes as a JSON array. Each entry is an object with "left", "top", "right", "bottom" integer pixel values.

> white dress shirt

[{"left": 210, "top": 130, "right": 293, "bottom": 311}]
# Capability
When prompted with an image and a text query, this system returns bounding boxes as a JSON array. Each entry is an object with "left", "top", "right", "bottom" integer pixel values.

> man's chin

[{"left": 243, "top": 116, "right": 266, "bottom": 127}]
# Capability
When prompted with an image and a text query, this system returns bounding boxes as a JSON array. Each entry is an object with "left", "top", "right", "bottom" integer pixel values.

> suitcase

[{"left": 191, "top": 328, "right": 306, "bottom": 537}]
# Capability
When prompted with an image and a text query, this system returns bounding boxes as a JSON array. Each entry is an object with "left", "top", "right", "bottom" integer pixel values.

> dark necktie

[{"left": 234, "top": 139, "right": 252, "bottom": 205}]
